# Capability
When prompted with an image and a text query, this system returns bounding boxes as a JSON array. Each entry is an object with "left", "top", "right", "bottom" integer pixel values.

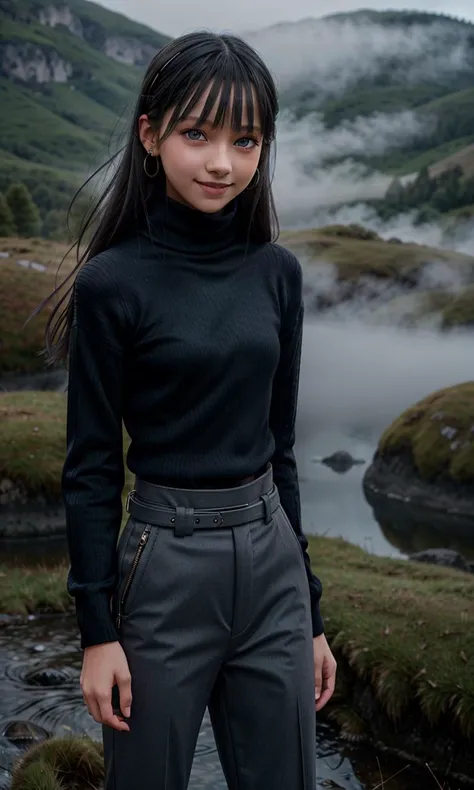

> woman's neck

[{"left": 141, "top": 189, "right": 245, "bottom": 261}]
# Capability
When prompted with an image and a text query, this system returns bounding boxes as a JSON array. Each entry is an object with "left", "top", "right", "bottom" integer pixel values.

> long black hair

[{"left": 35, "top": 31, "right": 280, "bottom": 367}]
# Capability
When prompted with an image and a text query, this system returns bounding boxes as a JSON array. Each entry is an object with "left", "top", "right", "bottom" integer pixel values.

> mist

[
  {"left": 297, "top": 319, "right": 473, "bottom": 440},
  {"left": 259, "top": 15, "right": 474, "bottom": 252},
  {"left": 272, "top": 109, "right": 428, "bottom": 222},
  {"left": 254, "top": 15, "right": 474, "bottom": 456},
  {"left": 249, "top": 17, "right": 473, "bottom": 93}
]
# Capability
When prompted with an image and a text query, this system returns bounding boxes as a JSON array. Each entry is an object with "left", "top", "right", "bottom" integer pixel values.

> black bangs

[{"left": 155, "top": 53, "right": 275, "bottom": 143}]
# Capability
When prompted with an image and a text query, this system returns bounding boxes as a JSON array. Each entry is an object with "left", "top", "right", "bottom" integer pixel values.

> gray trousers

[{"left": 103, "top": 466, "right": 316, "bottom": 789}]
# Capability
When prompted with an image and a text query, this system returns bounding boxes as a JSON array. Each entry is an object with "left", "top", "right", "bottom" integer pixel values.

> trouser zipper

[{"left": 116, "top": 525, "right": 151, "bottom": 629}]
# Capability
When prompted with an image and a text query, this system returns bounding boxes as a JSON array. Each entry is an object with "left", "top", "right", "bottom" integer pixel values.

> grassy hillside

[{"left": 0, "top": 0, "right": 170, "bottom": 209}]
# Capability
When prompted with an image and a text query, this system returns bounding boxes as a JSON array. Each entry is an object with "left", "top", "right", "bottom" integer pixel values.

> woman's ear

[{"left": 138, "top": 114, "right": 158, "bottom": 154}]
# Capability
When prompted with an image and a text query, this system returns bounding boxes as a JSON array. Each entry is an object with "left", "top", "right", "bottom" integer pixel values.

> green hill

[{"left": 0, "top": 0, "right": 170, "bottom": 209}]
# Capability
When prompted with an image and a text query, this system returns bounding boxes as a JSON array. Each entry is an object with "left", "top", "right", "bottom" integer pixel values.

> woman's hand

[
  {"left": 81, "top": 642, "right": 132, "bottom": 732},
  {"left": 313, "top": 633, "right": 337, "bottom": 711}
]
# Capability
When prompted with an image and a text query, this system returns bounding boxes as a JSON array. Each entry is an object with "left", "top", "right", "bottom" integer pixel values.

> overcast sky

[{"left": 99, "top": 0, "right": 473, "bottom": 36}]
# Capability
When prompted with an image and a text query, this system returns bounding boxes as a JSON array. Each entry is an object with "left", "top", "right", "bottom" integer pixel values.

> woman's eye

[
  {"left": 185, "top": 129, "right": 206, "bottom": 141},
  {"left": 235, "top": 137, "right": 258, "bottom": 148}
]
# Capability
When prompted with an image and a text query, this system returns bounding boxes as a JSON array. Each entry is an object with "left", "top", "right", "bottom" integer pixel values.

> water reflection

[{"left": 374, "top": 500, "right": 474, "bottom": 561}]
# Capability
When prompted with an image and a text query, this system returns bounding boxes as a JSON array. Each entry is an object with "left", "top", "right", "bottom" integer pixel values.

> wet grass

[{"left": 378, "top": 382, "right": 474, "bottom": 482}]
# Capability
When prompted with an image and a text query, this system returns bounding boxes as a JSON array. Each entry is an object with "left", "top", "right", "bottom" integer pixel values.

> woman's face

[{"left": 139, "top": 84, "right": 262, "bottom": 213}]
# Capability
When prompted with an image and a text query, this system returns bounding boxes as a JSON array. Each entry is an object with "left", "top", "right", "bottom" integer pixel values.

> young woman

[{"left": 42, "top": 30, "right": 336, "bottom": 790}]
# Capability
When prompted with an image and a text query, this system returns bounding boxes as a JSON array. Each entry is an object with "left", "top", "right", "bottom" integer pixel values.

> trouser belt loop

[
  {"left": 260, "top": 493, "right": 272, "bottom": 525},
  {"left": 174, "top": 506, "right": 195, "bottom": 537}
]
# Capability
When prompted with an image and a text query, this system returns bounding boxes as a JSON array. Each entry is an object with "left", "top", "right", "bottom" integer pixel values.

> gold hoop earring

[
  {"left": 246, "top": 168, "right": 260, "bottom": 190},
  {"left": 143, "top": 150, "right": 160, "bottom": 178}
]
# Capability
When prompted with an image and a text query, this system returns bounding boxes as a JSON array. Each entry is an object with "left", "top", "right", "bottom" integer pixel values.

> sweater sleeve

[
  {"left": 62, "top": 257, "right": 127, "bottom": 649},
  {"left": 269, "top": 252, "right": 324, "bottom": 637}
]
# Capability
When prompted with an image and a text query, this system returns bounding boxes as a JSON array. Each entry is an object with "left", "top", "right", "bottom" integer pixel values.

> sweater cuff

[
  {"left": 75, "top": 593, "right": 120, "bottom": 649},
  {"left": 311, "top": 599, "right": 324, "bottom": 637}
]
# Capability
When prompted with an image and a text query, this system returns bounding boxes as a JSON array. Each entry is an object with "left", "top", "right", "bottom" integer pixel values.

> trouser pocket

[{"left": 115, "top": 521, "right": 156, "bottom": 629}]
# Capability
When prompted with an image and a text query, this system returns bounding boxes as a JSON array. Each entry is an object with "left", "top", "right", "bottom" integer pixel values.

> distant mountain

[
  {"left": 0, "top": 0, "right": 170, "bottom": 209},
  {"left": 2, "top": 4, "right": 474, "bottom": 227}
]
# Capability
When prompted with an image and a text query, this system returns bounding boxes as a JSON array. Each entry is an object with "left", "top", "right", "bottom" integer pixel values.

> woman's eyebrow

[{"left": 181, "top": 115, "right": 262, "bottom": 134}]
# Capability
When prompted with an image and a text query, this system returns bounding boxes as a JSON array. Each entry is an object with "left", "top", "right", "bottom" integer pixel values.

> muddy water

[{"left": 0, "top": 614, "right": 462, "bottom": 790}]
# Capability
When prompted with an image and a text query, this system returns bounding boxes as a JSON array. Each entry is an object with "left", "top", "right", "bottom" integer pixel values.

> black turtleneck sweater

[{"left": 62, "top": 193, "right": 323, "bottom": 649}]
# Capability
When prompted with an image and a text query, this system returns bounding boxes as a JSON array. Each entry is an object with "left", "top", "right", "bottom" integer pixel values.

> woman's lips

[{"left": 196, "top": 181, "right": 232, "bottom": 196}]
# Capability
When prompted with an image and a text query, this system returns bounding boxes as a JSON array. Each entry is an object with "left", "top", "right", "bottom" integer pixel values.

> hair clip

[{"left": 149, "top": 51, "right": 181, "bottom": 92}]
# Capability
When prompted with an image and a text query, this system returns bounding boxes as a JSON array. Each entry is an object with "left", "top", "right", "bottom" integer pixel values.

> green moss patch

[{"left": 378, "top": 382, "right": 474, "bottom": 482}]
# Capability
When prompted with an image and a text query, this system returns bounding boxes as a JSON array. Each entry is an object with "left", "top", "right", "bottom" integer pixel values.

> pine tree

[
  {"left": 32, "top": 184, "right": 54, "bottom": 217},
  {"left": 0, "top": 193, "right": 16, "bottom": 237},
  {"left": 42, "top": 209, "right": 68, "bottom": 241},
  {"left": 5, "top": 182, "right": 41, "bottom": 237}
]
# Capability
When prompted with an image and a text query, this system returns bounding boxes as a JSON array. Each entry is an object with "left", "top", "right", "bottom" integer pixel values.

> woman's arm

[
  {"left": 62, "top": 256, "right": 127, "bottom": 649},
  {"left": 269, "top": 252, "right": 324, "bottom": 637}
]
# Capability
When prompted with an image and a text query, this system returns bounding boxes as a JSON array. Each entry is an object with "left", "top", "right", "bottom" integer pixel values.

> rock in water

[
  {"left": 409, "top": 548, "right": 472, "bottom": 573},
  {"left": 1, "top": 721, "right": 50, "bottom": 750},
  {"left": 24, "top": 667, "right": 71, "bottom": 687},
  {"left": 316, "top": 451, "right": 365, "bottom": 474}
]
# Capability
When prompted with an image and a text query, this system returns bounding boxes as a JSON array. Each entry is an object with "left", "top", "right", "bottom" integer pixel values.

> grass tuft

[{"left": 11, "top": 736, "right": 104, "bottom": 790}]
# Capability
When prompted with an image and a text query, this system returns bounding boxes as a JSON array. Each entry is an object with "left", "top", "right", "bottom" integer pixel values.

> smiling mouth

[{"left": 197, "top": 181, "right": 232, "bottom": 188}]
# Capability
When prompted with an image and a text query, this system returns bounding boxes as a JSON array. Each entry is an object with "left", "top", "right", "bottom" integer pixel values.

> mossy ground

[
  {"left": 0, "top": 391, "right": 67, "bottom": 499},
  {"left": 421, "top": 286, "right": 474, "bottom": 328},
  {"left": 281, "top": 226, "right": 474, "bottom": 283},
  {"left": 0, "top": 391, "right": 134, "bottom": 501},
  {"left": 378, "top": 382, "right": 474, "bottom": 482},
  {"left": 2, "top": 535, "right": 474, "bottom": 744}
]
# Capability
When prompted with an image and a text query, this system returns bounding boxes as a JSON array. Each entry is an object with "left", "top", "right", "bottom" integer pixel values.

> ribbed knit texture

[{"left": 62, "top": 192, "right": 323, "bottom": 649}]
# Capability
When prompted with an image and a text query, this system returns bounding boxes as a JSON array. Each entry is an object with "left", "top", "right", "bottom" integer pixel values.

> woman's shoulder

[
  {"left": 74, "top": 239, "right": 142, "bottom": 298},
  {"left": 266, "top": 242, "right": 302, "bottom": 284}
]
